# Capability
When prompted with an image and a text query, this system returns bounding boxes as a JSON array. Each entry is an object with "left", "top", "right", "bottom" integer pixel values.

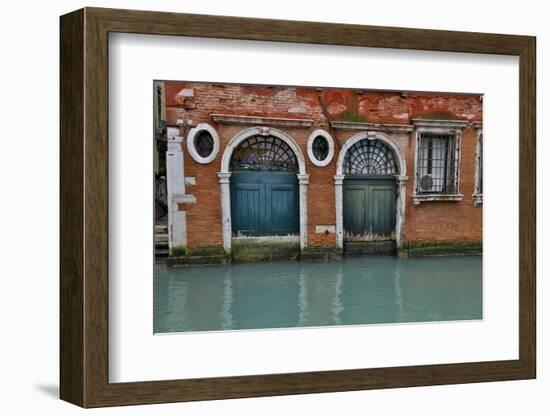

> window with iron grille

[{"left": 416, "top": 132, "right": 459, "bottom": 194}]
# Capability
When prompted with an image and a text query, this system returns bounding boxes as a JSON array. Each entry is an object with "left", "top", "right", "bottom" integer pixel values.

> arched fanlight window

[
  {"left": 231, "top": 135, "right": 298, "bottom": 172},
  {"left": 343, "top": 139, "right": 397, "bottom": 175}
]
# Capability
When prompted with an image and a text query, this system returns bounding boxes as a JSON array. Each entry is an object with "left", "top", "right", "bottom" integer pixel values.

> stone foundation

[
  {"left": 344, "top": 241, "right": 397, "bottom": 256},
  {"left": 399, "top": 240, "right": 482, "bottom": 257}
]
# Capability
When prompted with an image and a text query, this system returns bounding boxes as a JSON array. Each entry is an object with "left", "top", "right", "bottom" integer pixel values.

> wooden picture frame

[{"left": 60, "top": 7, "right": 536, "bottom": 408}]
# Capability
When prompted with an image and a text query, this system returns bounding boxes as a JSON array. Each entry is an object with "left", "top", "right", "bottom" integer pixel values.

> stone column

[
  {"left": 297, "top": 174, "right": 309, "bottom": 250},
  {"left": 395, "top": 175, "right": 408, "bottom": 249},
  {"left": 218, "top": 172, "right": 232, "bottom": 254},
  {"left": 166, "top": 129, "right": 187, "bottom": 256},
  {"left": 334, "top": 175, "right": 345, "bottom": 250}
]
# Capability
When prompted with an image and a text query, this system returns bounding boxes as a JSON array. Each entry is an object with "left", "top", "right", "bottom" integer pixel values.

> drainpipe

[{"left": 317, "top": 89, "right": 342, "bottom": 151}]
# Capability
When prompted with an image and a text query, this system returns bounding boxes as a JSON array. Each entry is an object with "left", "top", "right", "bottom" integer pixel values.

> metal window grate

[
  {"left": 231, "top": 135, "right": 298, "bottom": 172},
  {"left": 194, "top": 130, "right": 215, "bottom": 158},
  {"left": 416, "top": 132, "right": 458, "bottom": 194},
  {"left": 343, "top": 139, "right": 397, "bottom": 175},
  {"left": 312, "top": 135, "right": 329, "bottom": 161}
]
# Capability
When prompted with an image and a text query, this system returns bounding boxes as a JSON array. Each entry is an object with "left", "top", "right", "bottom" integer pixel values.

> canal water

[{"left": 154, "top": 256, "right": 482, "bottom": 334}]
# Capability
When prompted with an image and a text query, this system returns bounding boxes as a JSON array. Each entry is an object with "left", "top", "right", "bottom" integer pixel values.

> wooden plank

[{"left": 59, "top": 9, "right": 85, "bottom": 407}]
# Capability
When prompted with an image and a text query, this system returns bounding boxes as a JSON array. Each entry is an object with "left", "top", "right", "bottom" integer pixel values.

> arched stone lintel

[
  {"left": 335, "top": 131, "right": 407, "bottom": 176},
  {"left": 220, "top": 126, "right": 307, "bottom": 174}
]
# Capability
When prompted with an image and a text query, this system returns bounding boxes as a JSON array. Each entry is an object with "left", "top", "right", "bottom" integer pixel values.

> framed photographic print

[{"left": 60, "top": 7, "right": 536, "bottom": 408}]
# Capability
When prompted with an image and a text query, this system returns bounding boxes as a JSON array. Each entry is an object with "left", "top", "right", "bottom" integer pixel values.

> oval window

[
  {"left": 307, "top": 130, "right": 334, "bottom": 167},
  {"left": 312, "top": 135, "right": 329, "bottom": 162},
  {"left": 187, "top": 123, "right": 220, "bottom": 164},
  {"left": 194, "top": 130, "right": 214, "bottom": 158}
]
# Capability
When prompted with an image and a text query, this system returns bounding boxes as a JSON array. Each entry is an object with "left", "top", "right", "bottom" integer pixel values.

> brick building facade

[{"left": 154, "top": 81, "right": 483, "bottom": 263}]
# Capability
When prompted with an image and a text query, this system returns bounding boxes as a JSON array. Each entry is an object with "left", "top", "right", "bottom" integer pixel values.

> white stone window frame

[
  {"left": 412, "top": 119, "right": 468, "bottom": 206},
  {"left": 307, "top": 129, "right": 335, "bottom": 167},
  {"left": 472, "top": 122, "right": 483, "bottom": 206},
  {"left": 186, "top": 123, "right": 220, "bottom": 164}
]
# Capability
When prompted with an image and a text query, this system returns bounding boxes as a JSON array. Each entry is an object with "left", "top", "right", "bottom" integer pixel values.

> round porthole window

[
  {"left": 307, "top": 129, "right": 335, "bottom": 167},
  {"left": 187, "top": 123, "right": 220, "bottom": 164}
]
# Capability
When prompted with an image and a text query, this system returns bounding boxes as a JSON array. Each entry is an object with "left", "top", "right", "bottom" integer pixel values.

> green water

[{"left": 154, "top": 256, "right": 482, "bottom": 334}]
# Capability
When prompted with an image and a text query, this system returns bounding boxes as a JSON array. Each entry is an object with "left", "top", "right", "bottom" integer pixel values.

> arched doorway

[
  {"left": 230, "top": 134, "right": 300, "bottom": 237},
  {"left": 335, "top": 132, "right": 408, "bottom": 253},
  {"left": 218, "top": 127, "right": 309, "bottom": 254},
  {"left": 343, "top": 139, "right": 397, "bottom": 249}
]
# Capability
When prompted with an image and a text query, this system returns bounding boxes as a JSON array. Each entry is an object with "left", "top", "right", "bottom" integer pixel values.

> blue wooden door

[
  {"left": 343, "top": 179, "right": 396, "bottom": 240},
  {"left": 231, "top": 172, "right": 299, "bottom": 236}
]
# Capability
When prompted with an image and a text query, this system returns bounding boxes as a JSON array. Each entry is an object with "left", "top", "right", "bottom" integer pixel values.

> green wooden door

[
  {"left": 343, "top": 179, "right": 396, "bottom": 240},
  {"left": 231, "top": 172, "right": 299, "bottom": 237}
]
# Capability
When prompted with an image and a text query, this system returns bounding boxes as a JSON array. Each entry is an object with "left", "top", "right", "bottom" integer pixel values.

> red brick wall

[
  {"left": 305, "top": 147, "right": 337, "bottom": 247},
  {"left": 402, "top": 126, "right": 482, "bottom": 243},
  {"left": 162, "top": 82, "right": 483, "bottom": 251}
]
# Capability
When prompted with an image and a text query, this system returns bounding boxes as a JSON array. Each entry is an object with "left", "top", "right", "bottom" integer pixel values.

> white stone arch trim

[
  {"left": 334, "top": 131, "right": 408, "bottom": 251},
  {"left": 307, "top": 129, "right": 335, "bottom": 167},
  {"left": 336, "top": 131, "right": 407, "bottom": 176},
  {"left": 187, "top": 123, "right": 220, "bottom": 164},
  {"left": 220, "top": 126, "right": 307, "bottom": 174},
  {"left": 218, "top": 126, "right": 308, "bottom": 254}
]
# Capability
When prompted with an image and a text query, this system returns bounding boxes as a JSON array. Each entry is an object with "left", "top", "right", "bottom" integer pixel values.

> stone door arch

[
  {"left": 334, "top": 131, "right": 408, "bottom": 250},
  {"left": 218, "top": 127, "right": 309, "bottom": 254}
]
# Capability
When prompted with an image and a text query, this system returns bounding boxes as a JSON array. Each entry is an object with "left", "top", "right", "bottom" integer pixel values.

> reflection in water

[
  {"left": 154, "top": 256, "right": 482, "bottom": 334},
  {"left": 220, "top": 271, "right": 234, "bottom": 330}
]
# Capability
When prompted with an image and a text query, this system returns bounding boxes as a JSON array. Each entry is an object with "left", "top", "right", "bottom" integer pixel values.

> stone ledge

[
  {"left": 211, "top": 114, "right": 313, "bottom": 128},
  {"left": 330, "top": 120, "right": 414, "bottom": 133},
  {"left": 411, "top": 118, "right": 469, "bottom": 128},
  {"left": 473, "top": 193, "right": 483, "bottom": 206},
  {"left": 412, "top": 193, "right": 463, "bottom": 206}
]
